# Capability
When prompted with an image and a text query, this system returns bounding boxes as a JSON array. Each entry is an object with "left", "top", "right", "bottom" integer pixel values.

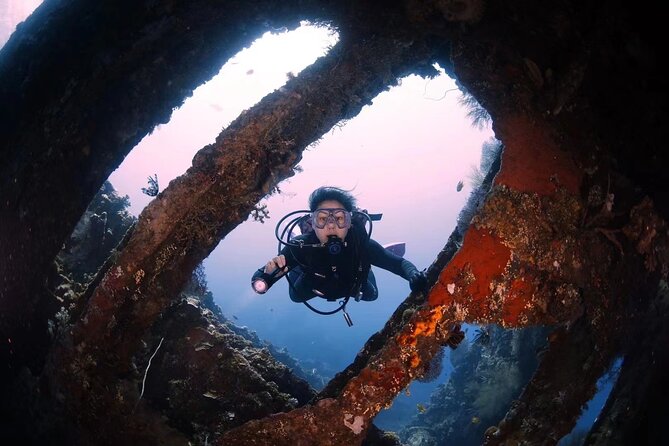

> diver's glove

[{"left": 408, "top": 270, "right": 428, "bottom": 293}]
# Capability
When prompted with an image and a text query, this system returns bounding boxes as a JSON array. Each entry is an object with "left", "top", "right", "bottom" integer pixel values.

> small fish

[
  {"left": 471, "top": 416, "right": 481, "bottom": 424},
  {"left": 269, "top": 308, "right": 274, "bottom": 312},
  {"left": 416, "top": 403, "right": 427, "bottom": 413},
  {"left": 232, "top": 315, "right": 238, "bottom": 320},
  {"left": 456, "top": 180, "right": 464, "bottom": 192}
]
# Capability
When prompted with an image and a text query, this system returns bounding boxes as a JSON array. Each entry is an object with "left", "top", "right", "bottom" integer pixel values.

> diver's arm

[
  {"left": 251, "top": 248, "right": 293, "bottom": 294},
  {"left": 251, "top": 240, "right": 302, "bottom": 282},
  {"left": 367, "top": 239, "right": 418, "bottom": 279},
  {"left": 368, "top": 239, "right": 427, "bottom": 293},
  {"left": 264, "top": 254, "right": 288, "bottom": 275},
  {"left": 251, "top": 255, "right": 285, "bottom": 282}
]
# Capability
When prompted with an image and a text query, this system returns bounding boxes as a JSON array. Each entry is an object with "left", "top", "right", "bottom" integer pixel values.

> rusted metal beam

[{"left": 0, "top": 0, "right": 324, "bottom": 366}]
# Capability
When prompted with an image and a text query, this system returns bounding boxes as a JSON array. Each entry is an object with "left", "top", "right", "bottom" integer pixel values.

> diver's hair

[{"left": 308, "top": 186, "right": 357, "bottom": 211}]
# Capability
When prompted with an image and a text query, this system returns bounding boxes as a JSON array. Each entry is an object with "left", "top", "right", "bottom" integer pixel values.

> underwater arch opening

[{"left": 104, "top": 20, "right": 495, "bottom": 430}]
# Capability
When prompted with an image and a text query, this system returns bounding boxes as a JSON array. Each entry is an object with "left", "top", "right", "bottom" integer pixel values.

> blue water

[
  {"left": 374, "top": 347, "right": 455, "bottom": 431},
  {"left": 212, "top": 260, "right": 454, "bottom": 430},
  {"left": 558, "top": 357, "right": 622, "bottom": 445},
  {"left": 214, "top": 268, "right": 414, "bottom": 380}
]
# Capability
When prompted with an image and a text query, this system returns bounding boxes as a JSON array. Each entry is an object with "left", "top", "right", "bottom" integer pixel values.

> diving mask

[{"left": 311, "top": 208, "right": 351, "bottom": 229}]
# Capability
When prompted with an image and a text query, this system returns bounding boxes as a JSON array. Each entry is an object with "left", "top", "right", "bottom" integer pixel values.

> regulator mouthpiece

[{"left": 326, "top": 235, "right": 344, "bottom": 255}]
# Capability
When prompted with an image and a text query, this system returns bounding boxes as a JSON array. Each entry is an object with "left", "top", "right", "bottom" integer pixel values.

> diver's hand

[
  {"left": 409, "top": 270, "right": 428, "bottom": 293},
  {"left": 264, "top": 255, "right": 287, "bottom": 276}
]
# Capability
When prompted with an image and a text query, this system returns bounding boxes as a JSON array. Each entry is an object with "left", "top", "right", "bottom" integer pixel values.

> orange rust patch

[
  {"left": 348, "top": 364, "right": 407, "bottom": 398},
  {"left": 502, "top": 275, "right": 538, "bottom": 326},
  {"left": 397, "top": 306, "right": 444, "bottom": 349},
  {"left": 494, "top": 115, "right": 581, "bottom": 196},
  {"left": 413, "top": 306, "right": 443, "bottom": 338},
  {"left": 397, "top": 332, "right": 411, "bottom": 347},
  {"left": 430, "top": 228, "right": 511, "bottom": 315}
]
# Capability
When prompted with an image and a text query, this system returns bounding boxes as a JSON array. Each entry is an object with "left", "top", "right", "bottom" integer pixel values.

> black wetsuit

[{"left": 253, "top": 224, "right": 420, "bottom": 302}]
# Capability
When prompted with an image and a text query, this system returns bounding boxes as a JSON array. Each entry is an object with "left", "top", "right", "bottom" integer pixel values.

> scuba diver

[{"left": 251, "top": 186, "right": 428, "bottom": 325}]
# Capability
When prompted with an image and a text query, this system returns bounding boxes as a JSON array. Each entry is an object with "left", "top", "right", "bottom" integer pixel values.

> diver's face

[{"left": 313, "top": 199, "right": 350, "bottom": 244}]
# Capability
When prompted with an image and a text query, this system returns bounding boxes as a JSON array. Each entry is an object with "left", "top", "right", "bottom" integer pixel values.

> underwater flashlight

[
  {"left": 252, "top": 278, "right": 269, "bottom": 294},
  {"left": 251, "top": 267, "right": 287, "bottom": 294}
]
